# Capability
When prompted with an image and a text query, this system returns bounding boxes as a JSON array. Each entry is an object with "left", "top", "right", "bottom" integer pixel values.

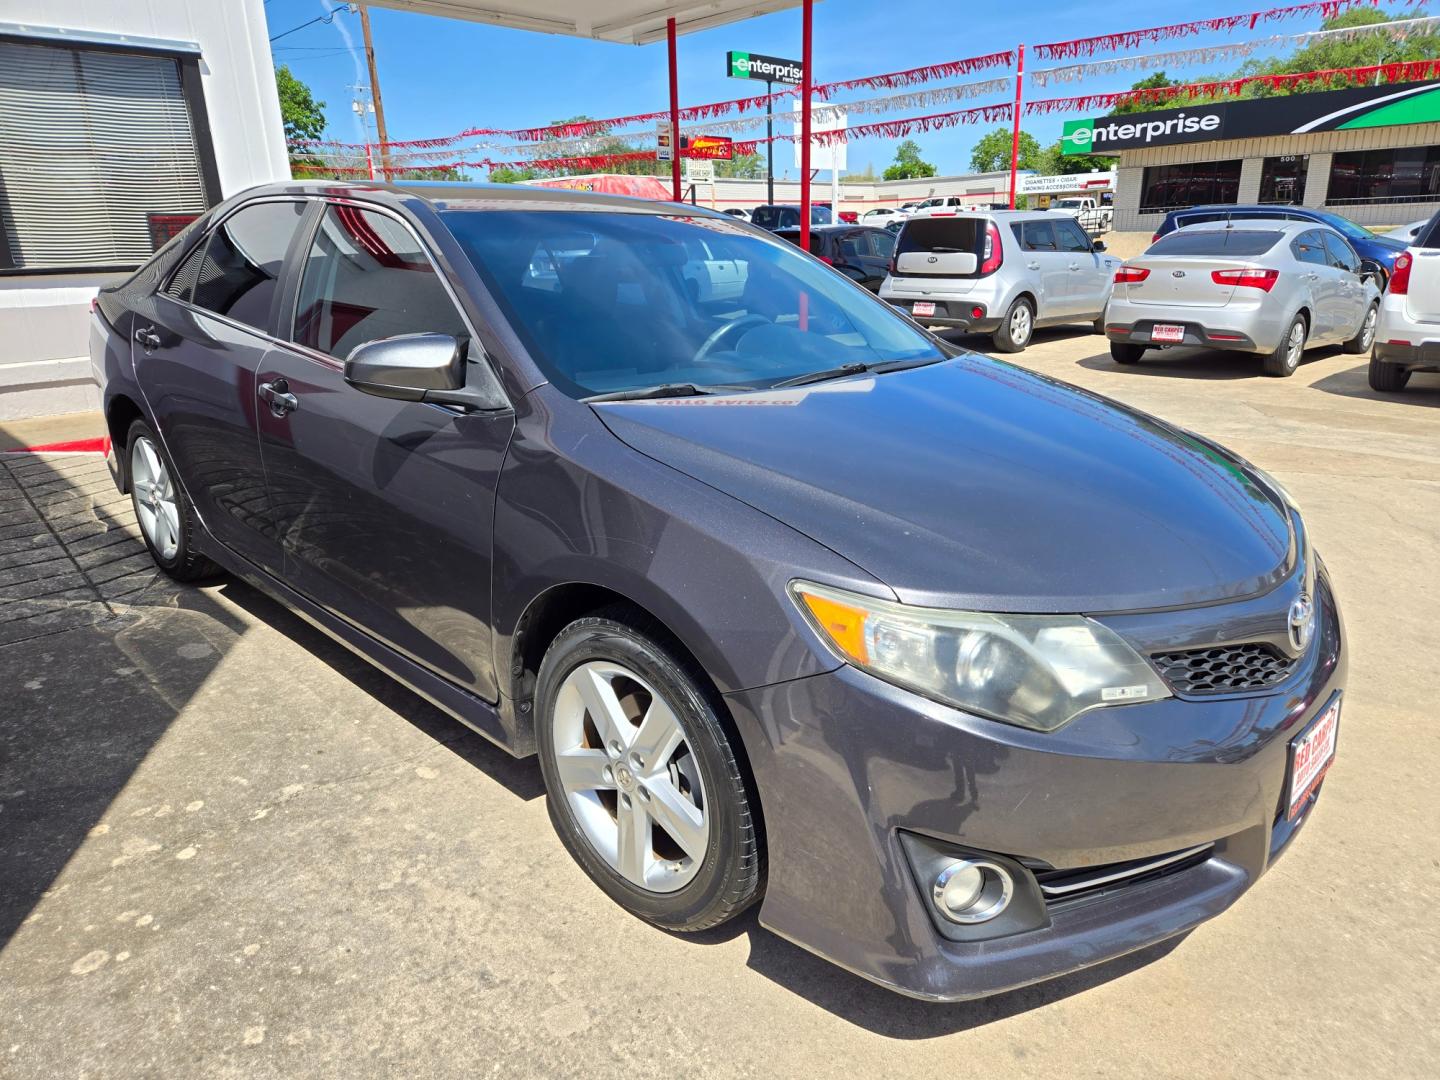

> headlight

[{"left": 791, "top": 581, "right": 1170, "bottom": 732}]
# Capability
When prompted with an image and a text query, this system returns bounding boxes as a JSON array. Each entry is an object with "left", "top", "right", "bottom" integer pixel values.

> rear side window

[
  {"left": 1016, "top": 220, "right": 1060, "bottom": 252},
  {"left": 164, "top": 243, "right": 208, "bottom": 300},
  {"left": 1416, "top": 212, "right": 1440, "bottom": 249},
  {"left": 1291, "top": 231, "right": 1329, "bottom": 266},
  {"left": 292, "top": 204, "right": 467, "bottom": 360},
  {"left": 1149, "top": 230, "right": 1283, "bottom": 256},
  {"left": 866, "top": 230, "right": 896, "bottom": 258},
  {"left": 188, "top": 201, "right": 307, "bottom": 330}
]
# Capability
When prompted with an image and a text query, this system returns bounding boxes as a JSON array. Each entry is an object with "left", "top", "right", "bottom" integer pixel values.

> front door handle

[
  {"left": 259, "top": 379, "right": 298, "bottom": 416},
  {"left": 134, "top": 326, "right": 160, "bottom": 351}
]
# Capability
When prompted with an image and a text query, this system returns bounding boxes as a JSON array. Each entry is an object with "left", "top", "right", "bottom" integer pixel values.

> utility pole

[{"left": 358, "top": 5, "right": 391, "bottom": 178}]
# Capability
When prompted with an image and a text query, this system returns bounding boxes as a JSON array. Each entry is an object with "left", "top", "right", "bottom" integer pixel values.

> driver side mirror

[
  {"left": 344, "top": 333, "right": 504, "bottom": 410},
  {"left": 1091, "top": 240, "right": 1107, "bottom": 252},
  {"left": 1357, "top": 258, "right": 1384, "bottom": 285}
]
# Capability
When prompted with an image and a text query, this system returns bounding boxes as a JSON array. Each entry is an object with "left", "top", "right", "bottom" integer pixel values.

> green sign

[{"left": 726, "top": 50, "right": 803, "bottom": 85}]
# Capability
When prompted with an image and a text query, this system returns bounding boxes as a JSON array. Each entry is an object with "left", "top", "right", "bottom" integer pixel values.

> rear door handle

[
  {"left": 134, "top": 326, "right": 160, "bottom": 351},
  {"left": 259, "top": 379, "right": 298, "bottom": 416},
  {"left": 1026, "top": 261, "right": 1041, "bottom": 270}
]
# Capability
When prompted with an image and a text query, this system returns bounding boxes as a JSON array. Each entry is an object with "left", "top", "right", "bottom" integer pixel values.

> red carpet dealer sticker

[{"left": 1288, "top": 696, "right": 1340, "bottom": 820}]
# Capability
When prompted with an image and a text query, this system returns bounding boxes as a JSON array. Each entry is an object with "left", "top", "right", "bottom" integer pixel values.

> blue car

[{"left": 1154, "top": 204, "right": 1408, "bottom": 284}]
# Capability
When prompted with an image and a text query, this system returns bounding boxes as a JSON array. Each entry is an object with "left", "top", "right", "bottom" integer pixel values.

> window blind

[{"left": 0, "top": 40, "right": 208, "bottom": 270}]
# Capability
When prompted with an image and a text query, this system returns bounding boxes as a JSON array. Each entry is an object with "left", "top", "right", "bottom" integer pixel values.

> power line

[{"left": 269, "top": 6, "right": 349, "bottom": 43}]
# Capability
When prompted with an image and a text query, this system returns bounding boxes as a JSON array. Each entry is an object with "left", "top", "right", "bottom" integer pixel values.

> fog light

[{"left": 933, "top": 859, "right": 1013, "bottom": 924}]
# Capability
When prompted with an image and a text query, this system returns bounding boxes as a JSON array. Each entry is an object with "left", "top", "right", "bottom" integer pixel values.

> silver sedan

[{"left": 1104, "top": 220, "right": 1382, "bottom": 376}]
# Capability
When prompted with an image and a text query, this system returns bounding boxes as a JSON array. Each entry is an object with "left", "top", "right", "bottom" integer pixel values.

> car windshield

[
  {"left": 1054, "top": 199, "right": 1083, "bottom": 208},
  {"left": 442, "top": 209, "right": 944, "bottom": 398},
  {"left": 1149, "top": 229, "right": 1284, "bottom": 256},
  {"left": 1313, "top": 210, "right": 1378, "bottom": 243}
]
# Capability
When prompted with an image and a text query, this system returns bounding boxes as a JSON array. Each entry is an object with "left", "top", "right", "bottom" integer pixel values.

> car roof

[
  {"left": 1172, "top": 204, "right": 1326, "bottom": 218},
  {"left": 1173, "top": 219, "right": 1327, "bottom": 236},
  {"left": 222, "top": 179, "right": 731, "bottom": 218}
]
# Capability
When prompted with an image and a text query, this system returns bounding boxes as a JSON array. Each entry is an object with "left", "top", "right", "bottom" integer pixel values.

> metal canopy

[{"left": 365, "top": 1, "right": 809, "bottom": 45}]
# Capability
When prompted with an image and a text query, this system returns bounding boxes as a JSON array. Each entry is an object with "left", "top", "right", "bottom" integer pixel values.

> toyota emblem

[{"left": 1287, "top": 595, "right": 1315, "bottom": 654}]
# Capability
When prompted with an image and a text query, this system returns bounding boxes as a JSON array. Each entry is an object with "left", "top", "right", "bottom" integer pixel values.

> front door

[
  {"left": 1293, "top": 230, "right": 1343, "bottom": 342},
  {"left": 1320, "top": 231, "right": 1366, "bottom": 339},
  {"left": 1053, "top": 217, "right": 1109, "bottom": 317},
  {"left": 1016, "top": 220, "right": 1075, "bottom": 318},
  {"left": 257, "top": 200, "right": 513, "bottom": 701},
  {"left": 133, "top": 198, "right": 309, "bottom": 575}
]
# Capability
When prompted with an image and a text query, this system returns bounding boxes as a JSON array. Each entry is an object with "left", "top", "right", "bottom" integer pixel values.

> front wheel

[
  {"left": 126, "top": 420, "right": 219, "bottom": 582},
  {"left": 992, "top": 296, "right": 1034, "bottom": 353},
  {"left": 1263, "top": 315, "right": 1307, "bottom": 377},
  {"left": 535, "top": 611, "right": 762, "bottom": 932},
  {"left": 1343, "top": 303, "right": 1378, "bottom": 355}
]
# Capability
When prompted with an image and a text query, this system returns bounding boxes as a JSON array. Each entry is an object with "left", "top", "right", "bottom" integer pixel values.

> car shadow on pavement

[
  {"left": 1310, "top": 362, "right": 1440, "bottom": 407},
  {"left": 212, "top": 578, "right": 545, "bottom": 803},
  {"left": 937, "top": 326, "right": 1101, "bottom": 354},
  {"left": 681, "top": 909, "right": 1188, "bottom": 1036}
]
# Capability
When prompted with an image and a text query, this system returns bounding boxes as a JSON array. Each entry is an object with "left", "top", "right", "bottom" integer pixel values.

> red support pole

[
  {"left": 667, "top": 18, "right": 682, "bottom": 203},
  {"left": 1009, "top": 44, "right": 1024, "bottom": 210},
  {"left": 799, "top": 0, "right": 813, "bottom": 253}
]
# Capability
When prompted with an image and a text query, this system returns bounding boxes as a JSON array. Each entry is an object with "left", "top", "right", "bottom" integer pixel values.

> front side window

[
  {"left": 1054, "top": 219, "right": 1093, "bottom": 253},
  {"left": 1320, "top": 231, "right": 1360, "bottom": 273},
  {"left": 293, "top": 204, "right": 467, "bottom": 359},
  {"left": 1139, "top": 161, "right": 1243, "bottom": 213},
  {"left": 442, "top": 209, "right": 944, "bottom": 398},
  {"left": 866, "top": 230, "right": 896, "bottom": 259},
  {"left": 187, "top": 201, "right": 307, "bottom": 330}
]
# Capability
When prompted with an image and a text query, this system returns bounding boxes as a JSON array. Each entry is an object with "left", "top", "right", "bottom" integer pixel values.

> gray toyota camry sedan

[{"left": 90, "top": 181, "right": 1345, "bottom": 1001}]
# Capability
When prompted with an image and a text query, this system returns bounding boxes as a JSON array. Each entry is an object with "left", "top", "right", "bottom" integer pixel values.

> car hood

[{"left": 593, "top": 357, "right": 1294, "bottom": 613}]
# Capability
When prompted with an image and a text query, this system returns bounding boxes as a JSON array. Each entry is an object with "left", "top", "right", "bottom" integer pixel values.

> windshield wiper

[
  {"left": 772, "top": 355, "right": 943, "bottom": 389},
  {"left": 584, "top": 382, "right": 750, "bottom": 403}
]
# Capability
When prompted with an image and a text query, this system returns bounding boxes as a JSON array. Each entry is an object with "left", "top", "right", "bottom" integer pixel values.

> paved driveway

[{"left": 1, "top": 337, "right": 1437, "bottom": 1079}]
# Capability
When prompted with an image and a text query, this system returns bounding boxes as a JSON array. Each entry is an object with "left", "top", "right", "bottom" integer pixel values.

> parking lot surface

[{"left": 2, "top": 337, "right": 1437, "bottom": 1079}]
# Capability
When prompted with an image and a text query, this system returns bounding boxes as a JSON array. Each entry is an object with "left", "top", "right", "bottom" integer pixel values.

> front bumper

[{"left": 726, "top": 569, "right": 1344, "bottom": 1001}]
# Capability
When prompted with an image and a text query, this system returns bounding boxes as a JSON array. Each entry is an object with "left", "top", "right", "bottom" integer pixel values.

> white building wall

[
  {"left": 0, "top": 0, "right": 289, "bottom": 421},
  {"left": 686, "top": 170, "right": 1018, "bottom": 215}
]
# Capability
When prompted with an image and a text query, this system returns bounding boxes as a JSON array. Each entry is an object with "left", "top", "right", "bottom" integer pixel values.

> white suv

[
  {"left": 1371, "top": 211, "right": 1440, "bottom": 393},
  {"left": 879, "top": 210, "right": 1120, "bottom": 352}
]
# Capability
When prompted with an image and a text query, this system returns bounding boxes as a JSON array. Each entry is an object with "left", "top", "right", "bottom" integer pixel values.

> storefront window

[
  {"left": 1326, "top": 147, "right": 1440, "bottom": 206},
  {"left": 1139, "top": 161, "right": 1243, "bottom": 213},
  {"left": 1259, "top": 156, "right": 1309, "bottom": 204}
]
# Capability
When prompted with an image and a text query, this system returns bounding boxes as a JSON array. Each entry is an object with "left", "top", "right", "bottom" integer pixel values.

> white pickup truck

[{"left": 1049, "top": 197, "right": 1112, "bottom": 233}]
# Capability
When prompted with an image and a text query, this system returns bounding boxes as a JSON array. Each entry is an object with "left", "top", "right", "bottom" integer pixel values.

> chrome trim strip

[{"left": 1039, "top": 843, "right": 1213, "bottom": 898}]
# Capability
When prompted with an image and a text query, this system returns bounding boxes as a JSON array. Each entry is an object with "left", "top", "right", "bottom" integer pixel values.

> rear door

[
  {"left": 257, "top": 200, "right": 514, "bottom": 701},
  {"left": 1015, "top": 220, "right": 1072, "bottom": 317},
  {"left": 1293, "top": 230, "right": 1343, "bottom": 341},
  {"left": 135, "top": 198, "right": 309, "bottom": 575},
  {"left": 863, "top": 228, "right": 896, "bottom": 290}
]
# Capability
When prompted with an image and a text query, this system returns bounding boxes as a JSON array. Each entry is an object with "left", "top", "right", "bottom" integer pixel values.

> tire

[
  {"left": 125, "top": 420, "right": 220, "bottom": 582},
  {"left": 1093, "top": 316, "right": 1106, "bottom": 335},
  {"left": 1263, "top": 314, "right": 1307, "bottom": 377},
  {"left": 1343, "top": 303, "right": 1379, "bottom": 355},
  {"left": 535, "top": 609, "right": 762, "bottom": 932},
  {"left": 1110, "top": 342, "right": 1146, "bottom": 365},
  {"left": 1367, "top": 353, "right": 1411, "bottom": 393},
  {"left": 992, "top": 296, "right": 1035, "bottom": 353}
]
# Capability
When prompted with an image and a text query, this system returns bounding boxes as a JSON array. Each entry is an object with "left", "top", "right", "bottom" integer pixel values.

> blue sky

[{"left": 264, "top": 0, "right": 1348, "bottom": 175}]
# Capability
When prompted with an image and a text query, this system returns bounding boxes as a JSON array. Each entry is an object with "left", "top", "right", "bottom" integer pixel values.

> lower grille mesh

[{"left": 1152, "top": 643, "right": 1297, "bottom": 695}]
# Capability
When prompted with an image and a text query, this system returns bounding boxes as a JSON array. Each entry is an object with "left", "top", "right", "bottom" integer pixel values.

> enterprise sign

[
  {"left": 727, "top": 50, "right": 803, "bottom": 84},
  {"left": 1061, "top": 80, "right": 1440, "bottom": 155}
]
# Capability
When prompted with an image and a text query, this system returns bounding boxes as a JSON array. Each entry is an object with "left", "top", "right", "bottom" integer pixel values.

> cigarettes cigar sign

[
  {"left": 1061, "top": 80, "right": 1440, "bottom": 155},
  {"left": 727, "top": 50, "right": 804, "bottom": 85}
]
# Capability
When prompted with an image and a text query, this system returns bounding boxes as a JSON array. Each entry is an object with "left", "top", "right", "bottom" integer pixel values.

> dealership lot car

[
  {"left": 881, "top": 209, "right": 1119, "bottom": 351},
  {"left": 1106, "top": 222, "right": 1382, "bottom": 376},
  {"left": 1370, "top": 210, "right": 1440, "bottom": 392},
  {"left": 92, "top": 181, "right": 1345, "bottom": 1001},
  {"left": 773, "top": 223, "right": 897, "bottom": 291}
]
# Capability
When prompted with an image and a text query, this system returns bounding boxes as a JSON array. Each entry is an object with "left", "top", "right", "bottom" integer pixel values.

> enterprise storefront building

[{"left": 1061, "top": 81, "right": 1440, "bottom": 234}]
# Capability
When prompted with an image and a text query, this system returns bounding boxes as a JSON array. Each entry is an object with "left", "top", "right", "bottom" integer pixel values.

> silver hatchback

[
  {"left": 879, "top": 210, "right": 1119, "bottom": 352},
  {"left": 1104, "top": 221, "right": 1382, "bottom": 376}
]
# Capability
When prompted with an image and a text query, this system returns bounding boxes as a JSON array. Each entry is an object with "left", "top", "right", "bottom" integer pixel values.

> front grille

[
  {"left": 1152, "top": 642, "right": 1297, "bottom": 696},
  {"left": 1035, "top": 843, "right": 1214, "bottom": 907}
]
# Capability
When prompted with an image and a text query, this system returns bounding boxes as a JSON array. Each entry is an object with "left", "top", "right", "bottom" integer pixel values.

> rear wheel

[
  {"left": 1110, "top": 342, "right": 1146, "bottom": 365},
  {"left": 1343, "top": 303, "right": 1378, "bottom": 355},
  {"left": 1367, "top": 353, "right": 1411, "bottom": 393},
  {"left": 126, "top": 420, "right": 219, "bottom": 582},
  {"left": 1263, "top": 315, "right": 1306, "bottom": 377},
  {"left": 535, "top": 611, "right": 761, "bottom": 932},
  {"left": 992, "top": 297, "right": 1034, "bottom": 353}
]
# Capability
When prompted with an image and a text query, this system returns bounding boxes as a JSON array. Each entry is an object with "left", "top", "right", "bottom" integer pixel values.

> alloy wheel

[
  {"left": 550, "top": 660, "right": 709, "bottom": 893},
  {"left": 130, "top": 436, "right": 180, "bottom": 561},
  {"left": 1285, "top": 321, "right": 1304, "bottom": 370},
  {"left": 1010, "top": 303, "right": 1032, "bottom": 344},
  {"left": 1360, "top": 307, "right": 1377, "bottom": 351}
]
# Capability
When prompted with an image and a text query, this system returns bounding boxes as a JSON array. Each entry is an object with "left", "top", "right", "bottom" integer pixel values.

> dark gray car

[{"left": 91, "top": 181, "right": 1345, "bottom": 1001}]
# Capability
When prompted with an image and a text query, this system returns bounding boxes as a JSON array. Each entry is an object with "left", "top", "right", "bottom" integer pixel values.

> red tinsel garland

[
  {"left": 813, "top": 51, "right": 1015, "bottom": 98},
  {"left": 1032, "top": 1, "right": 1417, "bottom": 59},
  {"left": 1026, "top": 58, "right": 1440, "bottom": 112}
]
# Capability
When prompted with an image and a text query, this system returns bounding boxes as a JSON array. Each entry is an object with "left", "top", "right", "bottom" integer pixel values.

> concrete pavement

[{"left": 1, "top": 337, "right": 1437, "bottom": 1078}]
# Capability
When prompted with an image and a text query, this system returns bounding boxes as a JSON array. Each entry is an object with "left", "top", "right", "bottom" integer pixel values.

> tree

[
  {"left": 968, "top": 128, "right": 1046, "bottom": 174},
  {"left": 884, "top": 140, "right": 937, "bottom": 180},
  {"left": 714, "top": 151, "right": 764, "bottom": 179},
  {"left": 392, "top": 167, "right": 473, "bottom": 182},
  {"left": 1241, "top": 10, "right": 1440, "bottom": 91},
  {"left": 275, "top": 64, "right": 326, "bottom": 143},
  {"left": 488, "top": 166, "right": 539, "bottom": 183}
]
